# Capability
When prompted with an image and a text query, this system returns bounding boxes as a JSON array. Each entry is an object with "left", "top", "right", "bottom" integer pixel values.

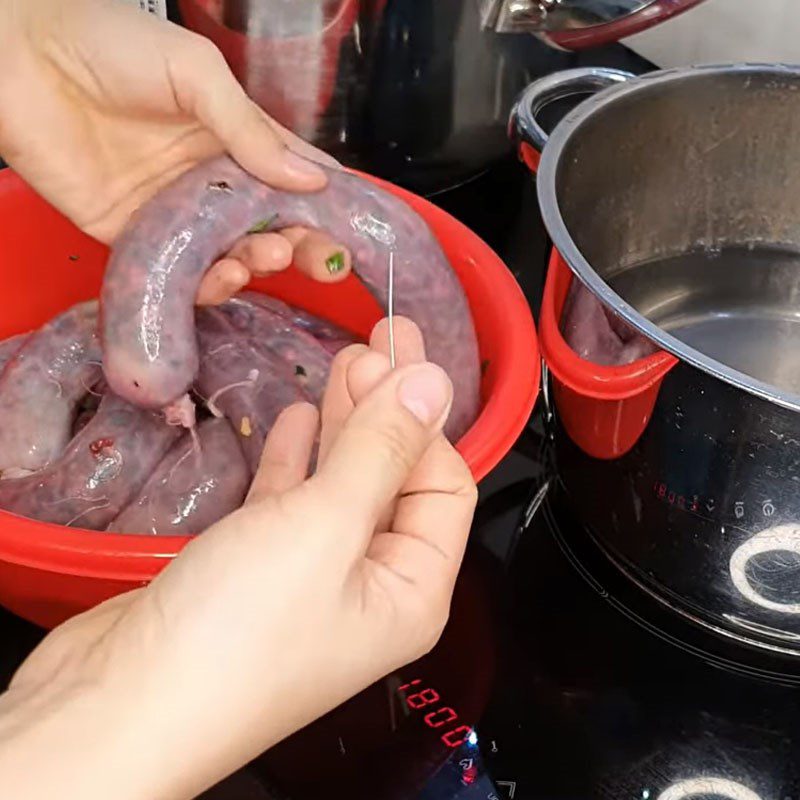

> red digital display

[
  {"left": 653, "top": 480, "right": 699, "bottom": 513},
  {"left": 397, "top": 679, "right": 473, "bottom": 749}
]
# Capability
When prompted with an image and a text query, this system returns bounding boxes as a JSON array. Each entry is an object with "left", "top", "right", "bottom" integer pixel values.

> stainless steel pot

[
  {"left": 511, "top": 64, "right": 800, "bottom": 659},
  {"left": 175, "top": 0, "right": 705, "bottom": 193}
]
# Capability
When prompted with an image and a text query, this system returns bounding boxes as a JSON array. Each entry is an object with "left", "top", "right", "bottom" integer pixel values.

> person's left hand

[
  {"left": 0, "top": 0, "right": 352, "bottom": 305},
  {"left": 0, "top": 318, "right": 477, "bottom": 800}
]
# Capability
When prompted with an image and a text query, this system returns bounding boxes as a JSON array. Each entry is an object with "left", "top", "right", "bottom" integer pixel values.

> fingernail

[
  {"left": 398, "top": 365, "right": 452, "bottom": 426},
  {"left": 284, "top": 149, "right": 326, "bottom": 181}
]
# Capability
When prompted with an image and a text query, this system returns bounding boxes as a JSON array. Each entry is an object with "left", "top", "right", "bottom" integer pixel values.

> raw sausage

[
  {"left": 71, "top": 378, "right": 107, "bottom": 437},
  {"left": 0, "top": 392, "right": 180, "bottom": 529},
  {"left": 107, "top": 417, "right": 249, "bottom": 536},
  {"left": 238, "top": 291, "right": 355, "bottom": 355},
  {"left": 0, "top": 334, "right": 29, "bottom": 375},
  {"left": 195, "top": 307, "right": 309, "bottom": 473},
  {"left": 220, "top": 295, "right": 334, "bottom": 405},
  {"left": 0, "top": 302, "right": 102, "bottom": 473},
  {"left": 101, "top": 156, "right": 480, "bottom": 441},
  {"left": 561, "top": 278, "right": 657, "bottom": 366}
]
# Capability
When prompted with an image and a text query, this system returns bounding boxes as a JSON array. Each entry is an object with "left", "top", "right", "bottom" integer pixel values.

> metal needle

[{"left": 388, "top": 250, "right": 396, "bottom": 368}]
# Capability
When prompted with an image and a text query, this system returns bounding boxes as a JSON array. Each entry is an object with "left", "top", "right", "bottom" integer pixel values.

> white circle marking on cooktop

[
  {"left": 657, "top": 776, "right": 762, "bottom": 800},
  {"left": 729, "top": 525, "right": 800, "bottom": 614}
]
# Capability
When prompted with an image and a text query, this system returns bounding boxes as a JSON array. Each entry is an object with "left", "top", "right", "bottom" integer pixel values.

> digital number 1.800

[
  {"left": 653, "top": 481, "right": 699, "bottom": 513},
  {"left": 397, "top": 679, "right": 473, "bottom": 748}
]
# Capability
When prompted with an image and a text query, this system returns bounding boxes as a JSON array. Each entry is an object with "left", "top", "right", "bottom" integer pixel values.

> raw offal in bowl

[
  {"left": 0, "top": 302, "right": 102, "bottom": 474},
  {"left": 106, "top": 417, "right": 250, "bottom": 536},
  {"left": 0, "top": 159, "right": 482, "bottom": 536},
  {"left": 0, "top": 296, "right": 354, "bottom": 534},
  {"left": 194, "top": 304, "right": 314, "bottom": 474},
  {"left": 0, "top": 390, "right": 182, "bottom": 529}
]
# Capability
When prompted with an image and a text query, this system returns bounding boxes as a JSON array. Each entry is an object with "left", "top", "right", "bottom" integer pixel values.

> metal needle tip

[{"left": 388, "top": 250, "right": 396, "bottom": 369}]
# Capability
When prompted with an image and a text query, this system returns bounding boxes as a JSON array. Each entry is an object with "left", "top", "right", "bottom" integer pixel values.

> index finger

[
  {"left": 317, "top": 318, "right": 426, "bottom": 467},
  {"left": 317, "top": 343, "right": 368, "bottom": 467}
]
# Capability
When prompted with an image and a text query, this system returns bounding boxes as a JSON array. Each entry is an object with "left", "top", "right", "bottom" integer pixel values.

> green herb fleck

[
  {"left": 68, "top": 254, "right": 80, "bottom": 262},
  {"left": 325, "top": 250, "right": 346, "bottom": 274},
  {"left": 247, "top": 213, "right": 279, "bottom": 235},
  {"left": 294, "top": 364, "right": 307, "bottom": 377}
]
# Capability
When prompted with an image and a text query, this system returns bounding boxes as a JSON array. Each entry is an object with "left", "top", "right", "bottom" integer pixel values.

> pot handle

[{"left": 508, "top": 67, "right": 634, "bottom": 169}]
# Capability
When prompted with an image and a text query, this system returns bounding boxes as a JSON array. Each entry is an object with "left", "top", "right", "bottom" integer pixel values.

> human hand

[
  {"left": 0, "top": 0, "right": 351, "bottom": 304},
  {"left": 0, "top": 318, "right": 477, "bottom": 800}
]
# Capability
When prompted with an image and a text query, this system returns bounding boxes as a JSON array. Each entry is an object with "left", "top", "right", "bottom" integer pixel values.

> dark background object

[
  {"left": 172, "top": 0, "right": 655, "bottom": 195},
  {"left": 1, "top": 2, "right": 656, "bottom": 196}
]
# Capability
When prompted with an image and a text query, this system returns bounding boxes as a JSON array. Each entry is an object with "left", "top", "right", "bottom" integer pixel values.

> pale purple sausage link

[
  {"left": 71, "top": 377, "right": 107, "bottom": 437},
  {"left": 72, "top": 408, "right": 97, "bottom": 437},
  {"left": 0, "top": 392, "right": 181, "bottom": 529},
  {"left": 101, "top": 156, "right": 480, "bottom": 441},
  {"left": 237, "top": 291, "right": 356, "bottom": 355},
  {"left": 0, "top": 302, "right": 102, "bottom": 473},
  {"left": 561, "top": 279, "right": 657, "bottom": 366},
  {"left": 107, "top": 417, "right": 249, "bottom": 536},
  {"left": 195, "top": 307, "right": 309, "bottom": 473},
  {"left": 220, "top": 295, "right": 334, "bottom": 405},
  {"left": 0, "top": 334, "right": 30, "bottom": 375}
]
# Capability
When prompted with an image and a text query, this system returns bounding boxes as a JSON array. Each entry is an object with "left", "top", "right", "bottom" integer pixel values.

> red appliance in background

[{"left": 176, "top": 0, "right": 706, "bottom": 194}]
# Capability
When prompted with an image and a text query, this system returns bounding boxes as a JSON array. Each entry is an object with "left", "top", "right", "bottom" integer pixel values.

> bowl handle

[{"left": 508, "top": 67, "right": 634, "bottom": 172}]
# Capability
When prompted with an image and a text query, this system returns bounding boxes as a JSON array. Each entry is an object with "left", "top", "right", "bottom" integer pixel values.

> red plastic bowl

[{"left": 0, "top": 169, "right": 539, "bottom": 629}]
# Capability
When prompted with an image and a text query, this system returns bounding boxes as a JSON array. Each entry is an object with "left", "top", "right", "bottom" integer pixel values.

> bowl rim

[{"left": 0, "top": 169, "right": 540, "bottom": 578}]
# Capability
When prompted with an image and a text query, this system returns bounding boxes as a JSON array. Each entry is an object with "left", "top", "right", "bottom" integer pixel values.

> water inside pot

[
  {"left": 549, "top": 67, "right": 800, "bottom": 395},
  {"left": 608, "top": 244, "right": 800, "bottom": 394}
]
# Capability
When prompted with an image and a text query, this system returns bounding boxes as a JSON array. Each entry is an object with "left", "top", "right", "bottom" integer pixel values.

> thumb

[
  {"left": 173, "top": 34, "right": 327, "bottom": 191},
  {"left": 314, "top": 362, "right": 453, "bottom": 530}
]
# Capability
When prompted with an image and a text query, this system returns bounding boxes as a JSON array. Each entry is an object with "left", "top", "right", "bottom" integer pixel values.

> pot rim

[{"left": 536, "top": 61, "right": 800, "bottom": 414}]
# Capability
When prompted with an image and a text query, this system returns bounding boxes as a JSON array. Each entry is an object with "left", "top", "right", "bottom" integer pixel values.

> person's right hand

[
  {"left": 0, "top": 0, "right": 352, "bottom": 305},
  {"left": 0, "top": 318, "right": 478, "bottom": 800}
]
